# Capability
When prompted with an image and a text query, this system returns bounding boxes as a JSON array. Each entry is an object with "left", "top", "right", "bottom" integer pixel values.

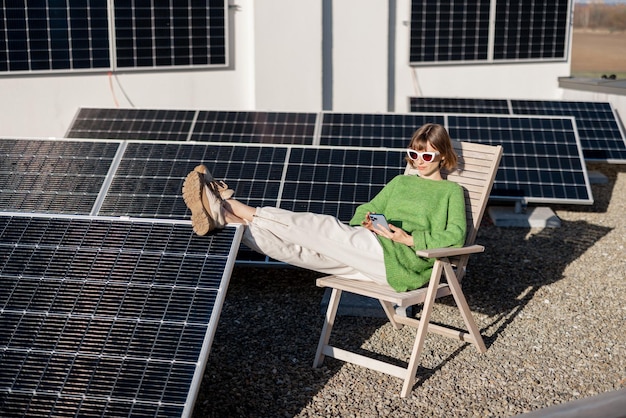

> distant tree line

[{"left": 574, "top": 4, "right": 626, "bottom": 31}]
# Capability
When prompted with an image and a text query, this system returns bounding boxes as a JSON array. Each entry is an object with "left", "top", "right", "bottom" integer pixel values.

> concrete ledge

[
  {"left": 488, "top": 206, "right": 561, "bottom": 228},
  {"left": 516, "top": 388, "right": 626, "bottom": 418}
]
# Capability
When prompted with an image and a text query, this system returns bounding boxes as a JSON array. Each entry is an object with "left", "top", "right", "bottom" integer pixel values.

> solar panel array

[
  {"left": 0, "top": 102, "right": 602, "bottom": 415},
  {"left": 409, "top": 0, "right": 570, "bottom": 64},
  {"left": 409, "top": 97, "right": 626, "bottom": 163},
  {"left": 0, "top": 1, "right": 227, "bottom": 74},
  {"left": 62, "top": 107, "right": 596, "bottom": 205},
  {"left": 0, "top": 215, "right": 243, "bottom": 417}
]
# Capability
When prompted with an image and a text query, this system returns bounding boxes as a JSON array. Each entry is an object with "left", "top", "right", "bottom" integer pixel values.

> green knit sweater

[{"left": 349, "top": 175, "right": 466, "bottom": 292}]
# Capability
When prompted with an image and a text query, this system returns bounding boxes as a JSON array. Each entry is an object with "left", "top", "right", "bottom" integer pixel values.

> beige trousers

[{"left": 242, "top": 207, "right": 388, "bottom": 284}]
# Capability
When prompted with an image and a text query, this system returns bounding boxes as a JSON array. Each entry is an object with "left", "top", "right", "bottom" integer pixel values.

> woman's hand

[
  {"left": 375, "top": 224, "right": 414, "bottom": 246},
  {"left": 361, "top": 212, "right": 414, "bottom": 247}
]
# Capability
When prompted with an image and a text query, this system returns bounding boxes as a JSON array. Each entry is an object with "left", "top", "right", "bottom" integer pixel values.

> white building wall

[
  {"left": 331, "top": 0, "right": 388, "bottom": 112},
  {"left": 0, "top": 0, "right": 579, "bottom": 138},
  {"left": 253, "top": 0, "right": 322, "bottom": 111}
]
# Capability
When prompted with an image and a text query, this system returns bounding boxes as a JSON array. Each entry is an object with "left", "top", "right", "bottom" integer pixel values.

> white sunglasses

[{"left": 406, "top": 149, "right": 440, "bottom": 162}]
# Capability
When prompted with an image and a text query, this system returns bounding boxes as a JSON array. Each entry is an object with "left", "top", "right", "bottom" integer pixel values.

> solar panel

[
  {"left": 66, "top": 108, "right": 198, "bottom": 141},
  {"left": 0, "top": 139, "right": 120, "bottom": 215},
  {"left": 190, "top": 111, "right": 318, "bottom": 145},
  {"left": 510, "top": 100, "right": 626, "bottom": 163},
  {"left": 113, "top": 1, "right": 227, "bottom": 69},
  {"left": 409, "top": 97, "right": 511, "bottom": 114},
  {"left": 319, "top": 113, "right": 445, "bottom": 148},
  {"left": 0, "top": 215, "right": 243, "bottom": 417},
  {"left": 447, "top": 115, "right": 592, "bottom": 204},
  {"left": 0, "top": 2, "right": 227, "bottom": 74},
  {"left": 494, "top": 1, "right": 569, "bottom": 61},
  {"left": 409, "top": 0, "right": 490, "bottom": 64},
  {"left": 409, "top": 0, "right": 570, "bottom": 64},
  {"left": 99, "top": 142, "right": 288, "bottom": 219},
  {"left": 0, "top": 2, "right": 110, "bottom": 73}
]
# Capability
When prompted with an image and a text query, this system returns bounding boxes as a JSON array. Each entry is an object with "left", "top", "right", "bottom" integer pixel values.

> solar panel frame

[{"left": 0, "top": 214, "right": 243, "bottom": 418}]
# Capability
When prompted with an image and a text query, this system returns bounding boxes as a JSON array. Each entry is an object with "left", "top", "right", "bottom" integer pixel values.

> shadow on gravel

[
  {"left": 464, "top": 219, "right": 612, "bottom": 345},
  {"left": 461, "top": 162, "right": 620, "bottom": 346}
]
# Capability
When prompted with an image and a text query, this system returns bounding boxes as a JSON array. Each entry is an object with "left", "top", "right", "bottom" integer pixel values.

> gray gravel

[{"left": 193, "top": 163, "right": 625, "bottom": 417}]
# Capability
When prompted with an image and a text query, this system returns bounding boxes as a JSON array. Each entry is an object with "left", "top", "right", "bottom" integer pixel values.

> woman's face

[{"left": 409, "top": 141, "right": 443, "bottom": 180}]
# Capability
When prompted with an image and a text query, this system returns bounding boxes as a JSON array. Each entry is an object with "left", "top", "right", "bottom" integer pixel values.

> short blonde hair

[{"left": 405, "top": 123, "right": 457, "bottom": 170}]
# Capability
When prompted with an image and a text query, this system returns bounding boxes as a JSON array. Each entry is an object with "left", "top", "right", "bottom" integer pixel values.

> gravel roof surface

[{"left": 193, "top": 163, "right": 625, "bottom": 417}]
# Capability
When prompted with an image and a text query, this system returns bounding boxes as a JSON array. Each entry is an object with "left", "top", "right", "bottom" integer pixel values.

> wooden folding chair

[{"left": 313, "top": 141, "right": 503, "bottom": 398}]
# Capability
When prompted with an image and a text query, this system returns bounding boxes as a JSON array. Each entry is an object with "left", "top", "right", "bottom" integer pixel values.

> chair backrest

[{"left": 404, "top": 141, "right": 503, "bottom": 246}]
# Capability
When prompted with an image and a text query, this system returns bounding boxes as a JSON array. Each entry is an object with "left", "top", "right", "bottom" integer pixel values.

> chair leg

[
  {"left": 379, "top": 300, "right": 403, "bottom": 329},
  {"left": 400, "top": 260, "right": 443, "bottom": 398},
  {"left": 313, "top": 288, "right": 342, "bottom": 367},
  {"left": 443, "top": 262, "right": 487, "bottom": 353}
]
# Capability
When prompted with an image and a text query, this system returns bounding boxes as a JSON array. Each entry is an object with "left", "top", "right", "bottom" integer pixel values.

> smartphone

[{"left": 368, "top": 214, "right": 391, "bottom": 232}]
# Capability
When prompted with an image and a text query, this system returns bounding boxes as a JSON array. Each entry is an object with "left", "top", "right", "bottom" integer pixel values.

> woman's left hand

[{"left": 372, "top": 223, "right": 414, "bottom": 247}]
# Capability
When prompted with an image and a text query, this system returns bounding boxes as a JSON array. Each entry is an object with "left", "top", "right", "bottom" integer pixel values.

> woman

[{"left": 182, "top": 123, "right": 466, "bottom": 292}]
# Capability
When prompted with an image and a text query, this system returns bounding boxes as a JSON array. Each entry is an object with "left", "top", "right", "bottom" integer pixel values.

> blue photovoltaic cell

[
  {"left": 319, "top": 113, "right": 445, "bottom": 148},
  {"left": 447, "top": 115, "right": 592, "bottom": 204},
  {"left": 0, "top": 139, "right": 119, "bottom": 214},
  {"left": 190, "top": 111, "right": 318, "bottom": 145},
  {"left": 0, "top": 215, "right": 242, "bottom": 417},
  {"left": 66, "top": 108, "right": 197, "bottom": 141},
  {"left": 510, "top": 100, "right": 626, "bottom": 163}
]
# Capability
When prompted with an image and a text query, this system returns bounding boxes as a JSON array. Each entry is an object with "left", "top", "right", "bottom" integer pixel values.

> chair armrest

[{"left": 415, "top": 244, "right": 485, "bottom": 258}]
